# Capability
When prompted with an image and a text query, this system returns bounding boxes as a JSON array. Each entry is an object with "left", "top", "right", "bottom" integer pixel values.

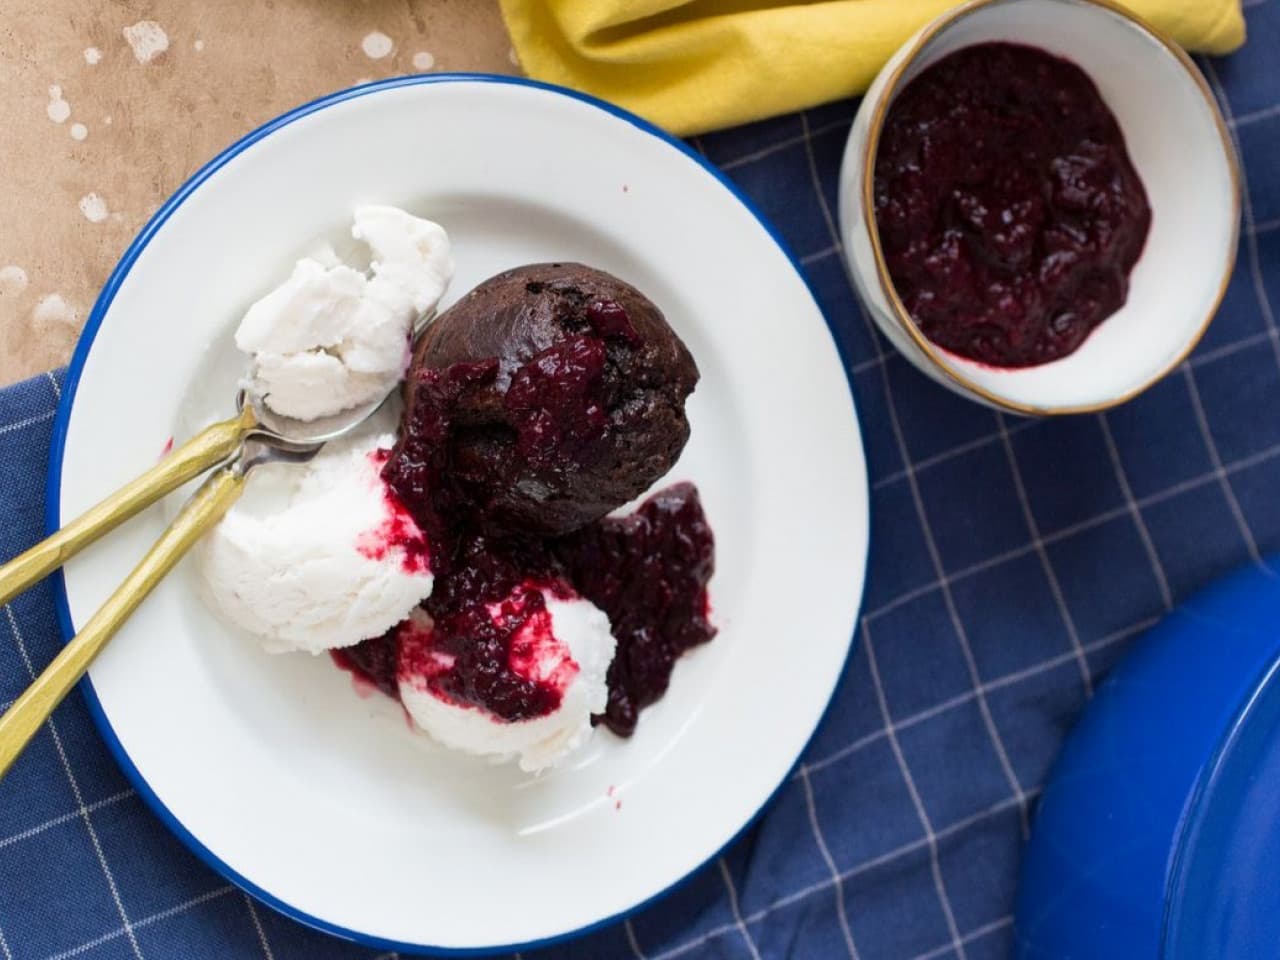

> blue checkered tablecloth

[{"left": 3, "top": 4, "right": 1280, "bottom": 956}]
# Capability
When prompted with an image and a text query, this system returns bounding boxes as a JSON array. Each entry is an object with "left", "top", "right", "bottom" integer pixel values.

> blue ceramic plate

[{"left": 1016, "top": 559, "right": 1280, "bottom": 959}]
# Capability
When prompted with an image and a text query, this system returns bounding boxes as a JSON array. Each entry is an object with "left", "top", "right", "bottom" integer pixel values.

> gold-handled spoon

[{"left": 0, "top": 312, "right": 433, "bottom": 779}]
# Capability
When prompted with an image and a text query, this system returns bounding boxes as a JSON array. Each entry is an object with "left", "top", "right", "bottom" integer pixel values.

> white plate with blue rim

[{"left": 48, "top": 75, "right": 868, "bottom": 954}]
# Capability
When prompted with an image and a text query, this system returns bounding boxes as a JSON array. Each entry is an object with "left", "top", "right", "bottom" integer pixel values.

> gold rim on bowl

[{"left": 859, "top": 0, "right": 1242, "bottom": 416}]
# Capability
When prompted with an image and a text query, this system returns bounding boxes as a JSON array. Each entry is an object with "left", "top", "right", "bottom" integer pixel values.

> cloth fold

[{"left": 501, "top": 0, "right": 1246, "bottom": 134}]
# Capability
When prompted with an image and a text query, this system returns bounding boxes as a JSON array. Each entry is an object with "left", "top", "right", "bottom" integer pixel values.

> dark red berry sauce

[
  {"left": 873, "top": 42, "right": 1150, "bottom": 368},
  {"left": 398, "top": 576, "right": 580, "bottom": 721},
  {"left": 585, "top": 298, "right": 642, "bottom": 346},
  {"left": 333, "top": 633, "right": 399, "bottom": 699},
  {"left": 504, "top": 337, "right": 609, "bottom": 467},
  {"left": 354, "top": 450, "right": 431, "bottom": 575},
  {"left": 555, "top": 483, "right": 715, "bottom": 737},
  {"left": 335, "top": 305, "right": 714, "bottom": 734}
]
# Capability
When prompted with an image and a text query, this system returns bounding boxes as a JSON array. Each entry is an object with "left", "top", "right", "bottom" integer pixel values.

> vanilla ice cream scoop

[
  {"left": 200, "top": 429, "right": 434, "bottom": 654},
  {"left": 235, "top": 206, "right": 453, "bottom": 422},
  {"left": 396, "top": 586, "right": 616, "bottom": 772}
]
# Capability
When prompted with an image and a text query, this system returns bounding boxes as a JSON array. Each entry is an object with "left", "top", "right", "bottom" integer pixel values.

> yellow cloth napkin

[{"left": 500, "top": 0, "right": 1245, "bottom": 135}]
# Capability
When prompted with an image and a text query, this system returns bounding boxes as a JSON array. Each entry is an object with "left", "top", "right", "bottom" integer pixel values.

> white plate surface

[{"left": 51, "top": 76, "right": 868, "bottom": 953}]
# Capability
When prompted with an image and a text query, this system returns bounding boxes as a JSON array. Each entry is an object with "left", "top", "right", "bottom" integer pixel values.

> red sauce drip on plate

[{"left": 354, "top": 450, "right": 432, "bottom": 575}]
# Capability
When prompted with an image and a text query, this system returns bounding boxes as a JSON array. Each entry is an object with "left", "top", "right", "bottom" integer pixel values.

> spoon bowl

[{"left": 239, "top": 305, "right": 434, "bottom": 451}]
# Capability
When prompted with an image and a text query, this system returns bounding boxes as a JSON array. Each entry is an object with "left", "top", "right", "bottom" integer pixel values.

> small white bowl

[{"left": 838, "top": 0, "right": 1240, "bottom": 415}]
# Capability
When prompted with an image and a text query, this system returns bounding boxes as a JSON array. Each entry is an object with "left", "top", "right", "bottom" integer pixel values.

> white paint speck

[
  {"left": 194, "top": 38, "right": 204, "bottom": 52},
  {"left": 508, "top": 46, "right": 520, "bottom": 67},
  {"left": 84, "top": 47, "right": 102, "bottom": 65},
  {"left": 412, "top": 50, "right": 435, "bottom": 71},
  {"left": 103, "top": 115, "right": 112, "bottom": 125},
  {"left": 70, "top": 122, "right": 87, "bottom": 141},
  {"left": 361, "top": 31, "right": 393, "bottom": 59},
  {"left": 122, "top": 20, "right": 170, "bottom": 64},
  {"left": 32, "top": 294, "right": 78, "bottom": 329},
  {"left": 0, "top": 266, "right": 29, "bottom": 296},
  {"left": 78, "top": 192, "right": 109, "bottom": 223},
  {"left": 353, "top": 76, "right": 373, "bottom": 86},
  {"left": 46, "top": 85, "right": 70, "bottom": 123}
]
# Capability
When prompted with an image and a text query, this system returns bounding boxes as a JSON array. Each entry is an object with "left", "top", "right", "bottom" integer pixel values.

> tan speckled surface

[{"left": 0, "top": 0, "right": 514, "bottom": 386}]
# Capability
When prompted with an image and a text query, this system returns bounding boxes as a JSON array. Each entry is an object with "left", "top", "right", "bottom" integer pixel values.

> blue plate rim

[
  {"left": 44, "top": 72, "right": 868, "bottom": 956},
  {"left": 1159, "top": 647, "right": 1280, "bottom": 956}
]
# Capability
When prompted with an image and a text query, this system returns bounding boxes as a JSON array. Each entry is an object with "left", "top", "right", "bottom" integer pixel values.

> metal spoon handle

[
  {"left": 0, "top": 467, "right": 245, "bottom": 779},
  {"left": 0, "top": 406, "right": 256, "bottom": 608}
]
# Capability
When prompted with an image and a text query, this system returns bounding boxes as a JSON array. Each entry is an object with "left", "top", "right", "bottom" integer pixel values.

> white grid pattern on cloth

[
  {"left": 4, "top": 605, "right": 145, "bottom": 960},
  {"left": 1179, "top": 363, "right": 1265, "bottom": 563},
  {"left": 625, "top": 919, "right": 649, "bottom": 959},
  {"left": 1203, "top": 59, "right": 1280, "bottom": 367},
  {"left": 867, "top": 312, "right": 1034, "bottom": 841},
  {"left": 1202, "top": 56, "right": 1280, "bottom": 579},
  {"left": 799, "top": 614, "right": 1158, "bottom": 781},
  {"left": 862, "top": 304, "right": 1280, "bottom": 490},
  {"left": 798, "top": 762, "right": 862, "bottom": 959},
  {"left": 909, "top": 916, "right": 1013, "bottom": 960},
  {"left": 29, "top": 889, "right": 400, "bottom": 960},
  {"left": 856, "top": 431, "right": 1280, "bottom": 631},
  {"left": 243, "top": 894, "right": 276, "bottom": 959},
  {"left": 718, "top": 116, "right": 855, "bottom": 172},
  {"left": 803, "top": 104, "right": 1002, "bottom": 949},
  {"left": 41, "top": 887, "right": 237, "bottom": 960},
  {"left": 1231, "top": 100, "right": 1280, "bottom": 126},
  {"left": 3, "top": 11, "right": 1279, "bottom": 956},
  {"left": 717, "top": 857, "right": 765, "bottom": 960},
  {"left": 994, "top": 412, "right": 1094, "bottom": 696},
  {"left": 872, "top": 417, "right": 1039, "bottom": 490},
  {"left": 0, "top": 789, "right": 133, "bottom": 851},
  {"left": 862, "top": 621, "right": 969, "bottom": 960},
  {"left": 0, "top": 411, "right": 56, "bottom": 439},
  {"left": 643, "top": 790, "right": 1040, "bottom": 960},
  {"left": 799, "top": 107, "right": 999, "bottom": 951},
  {"left": 1096, "top": 412, "right": 1175, "bottom": 611}
]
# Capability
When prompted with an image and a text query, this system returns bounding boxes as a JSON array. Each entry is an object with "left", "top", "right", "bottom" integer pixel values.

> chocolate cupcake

[{"left": 400, "top": 263, "right": 699, "bottom": 536}]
